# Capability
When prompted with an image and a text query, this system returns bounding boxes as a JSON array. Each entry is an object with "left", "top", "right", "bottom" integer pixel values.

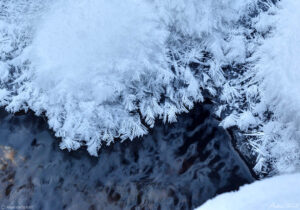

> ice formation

[{"left": 0, "top": 0, "right": 299, "bottom": 175}]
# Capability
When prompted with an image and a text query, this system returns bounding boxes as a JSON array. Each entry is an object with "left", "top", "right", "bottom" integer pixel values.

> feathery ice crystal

[{"left": 0, "top": 0, "right": 299, "bottom": 175}]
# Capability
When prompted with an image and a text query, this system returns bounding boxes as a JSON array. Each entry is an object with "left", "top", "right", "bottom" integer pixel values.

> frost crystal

[{"left": 0, "top": 0, "right": 299, "bottom": 175}]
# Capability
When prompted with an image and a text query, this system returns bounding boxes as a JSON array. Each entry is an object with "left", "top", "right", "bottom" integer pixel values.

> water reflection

[{"left": 0, "top": 103, "right": 254, "bottom": 209}]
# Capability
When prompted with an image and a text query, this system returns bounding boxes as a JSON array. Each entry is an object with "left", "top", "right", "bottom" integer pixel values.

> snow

[
  {"left": 219, "top": 0, "right": 300, "bottom": 174},
  {"left": 0, "top": 0, "right": 299, "bottom": 175},
  {"left": 18, "top": 0, "right": 169, "bottom": 155},
  {"left": 0, "top": 0, "right": 253, "bottom": 156},
  {"left": 1, "top": 0, "right": 173, "bottom": 155},
  {"left": 196, "top": 173, "right": 300, "bottom": 210},
  {"left": 253, "top": 0, "right": 300, "bottom": 173},
  {"left": 210, "top": 0, "right": 300, "bottom": 175}
]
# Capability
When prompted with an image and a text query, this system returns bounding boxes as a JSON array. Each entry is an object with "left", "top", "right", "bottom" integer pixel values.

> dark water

[{"left": 0, "top": 103, "right": 254, "bottom": 210}]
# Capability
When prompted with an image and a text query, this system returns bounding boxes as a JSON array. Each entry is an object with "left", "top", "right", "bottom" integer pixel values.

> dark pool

[{"left": 0, "top": 102, "right": 254, "bottom": 210}]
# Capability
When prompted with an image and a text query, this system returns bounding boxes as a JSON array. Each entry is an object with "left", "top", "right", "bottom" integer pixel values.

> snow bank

[{"left": 196, "top": 173, "right": 300, "bottom": 210}]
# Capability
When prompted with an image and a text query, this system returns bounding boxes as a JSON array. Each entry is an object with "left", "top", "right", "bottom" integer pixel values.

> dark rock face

[{"left": 0, "top": 103, "right": 254, "bottom": 210}]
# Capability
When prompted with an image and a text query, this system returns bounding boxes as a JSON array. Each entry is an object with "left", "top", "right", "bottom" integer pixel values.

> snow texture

[
  {"left": 0, "top": 0, "right": 299, "bottom": 175},
  {"left": 217, "top": 0, "right": 300, "bottom": 174},
  {"left": 196, "top": 173, "right": 300, "bottom": 210},
  {"left": 252, "top": 0, "right": 300, "bottom": 173},
  {"left": 0, "top": 0, "right": 252, "bottom": 155}
]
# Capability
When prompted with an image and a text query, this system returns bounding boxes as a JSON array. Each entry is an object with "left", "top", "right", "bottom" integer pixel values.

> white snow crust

[{"left": 196, "top": 173, "right": 300, "bottom": 210}]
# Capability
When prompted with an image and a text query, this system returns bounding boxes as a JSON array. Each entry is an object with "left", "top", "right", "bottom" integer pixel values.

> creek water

[{"left": 0, "top": 102, "right": 254, "bottom": 210}]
